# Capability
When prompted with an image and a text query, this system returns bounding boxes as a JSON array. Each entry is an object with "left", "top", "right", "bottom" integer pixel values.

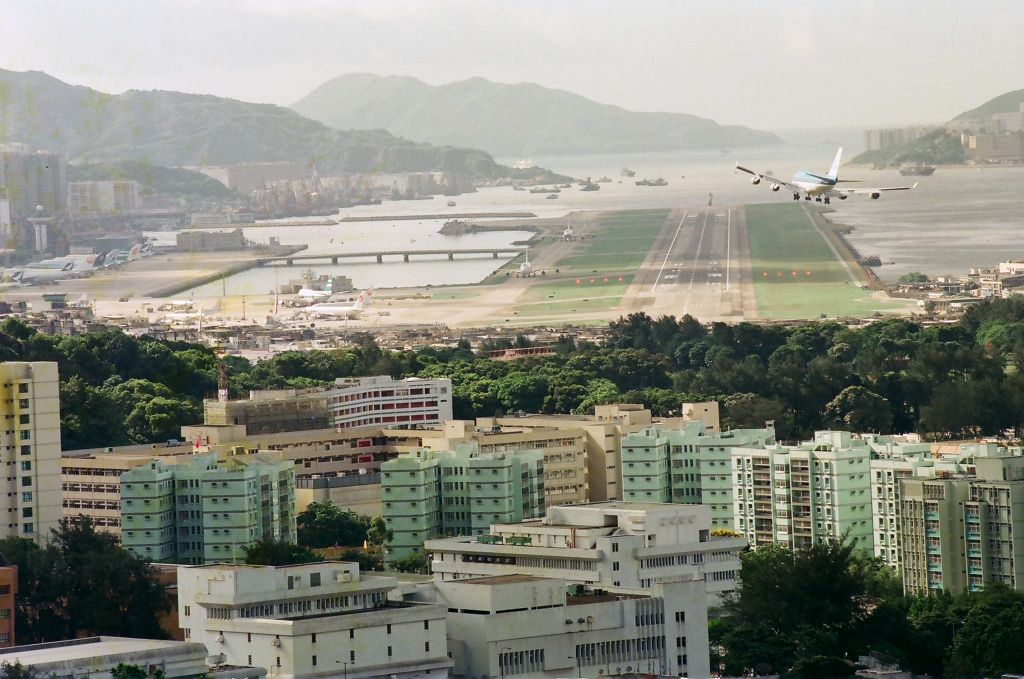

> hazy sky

[{"left": 4, "top": 0, "right": 1021, "bottom": 130}]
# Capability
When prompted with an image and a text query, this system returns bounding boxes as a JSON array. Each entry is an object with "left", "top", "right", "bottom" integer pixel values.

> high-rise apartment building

[
  {"left": 0, "top": 362, "right": 62, "bottom": 543},
  {"left": 67, "top": 180, "right": 140, "bottom": 217},
  {"left": 120, "top": 452, "right": 296, "bottom": 564},
  {"left": 0, "top": 146, "right": 66, "bottom": 220},
  {"left": 381, "top": 445, "right": 544, "bottom": 562},
  {"left": 621, "top": 422, "right": 776, "bottom": 528}
]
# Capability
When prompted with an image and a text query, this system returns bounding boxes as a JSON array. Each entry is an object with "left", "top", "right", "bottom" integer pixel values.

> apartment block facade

[
  {"left": 327, "top": 376, "right": 452, "bottom": 429},
  {"left": 621, "top": 422, "right": 776, "bottom": 528},
  {"left": 381, "top": 445, "right": 544, "bottom": 562},
  {"left": 120, "top": 452, "right": 296, "bottom": 564},
  {"left": 0, "top": 362, "right": 62, "bottom": 543}
]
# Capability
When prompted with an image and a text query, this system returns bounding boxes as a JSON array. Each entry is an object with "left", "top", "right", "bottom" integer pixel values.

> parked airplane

[
  {"left": 298, "top": 276, "right": 334, "bottom": 300},
  {"left": 736, "top": 148, "right": 917, "bottom": 204},
  {"left": 9, "top": 261, "right": 76, "bottom": 285},
  {"left": 303, "top": 289, "right": 373, "bottom": 318}
]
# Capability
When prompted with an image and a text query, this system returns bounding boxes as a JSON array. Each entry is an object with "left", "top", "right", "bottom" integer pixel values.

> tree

[
  {"left": 391, "top": 552, "right": 429, "bottom": 574},
  {"left": 782, "top": 655, "right": 856, "bottom": 679},
  {"left": 898, "top": 272, "right": 929, "bottom": 284},
  {"left": 0, "top": 519, "right": 171, "bottom": 643},
  {"left": 243, "top": 539, "right": 319, "bottom": 566},
  {"left": 824, "top": 386, "right": 893, "bottom": 433},
  {"left": 366, "top": 517, "right": 392, "bottom": 547},
  {"left": 297, "top": 502, "right": 370, "bottom": 548},
  {"left": 945, "top": 585, "right": 1024, "bottom": 678}
]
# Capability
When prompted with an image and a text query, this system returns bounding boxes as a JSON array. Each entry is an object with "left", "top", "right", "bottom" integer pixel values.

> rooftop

[
  {"left": 459, "top": 574, "right": 552, "bottom": 585},
  {"left": 0, "top": 636, "right": 205, "bottom": 665}
]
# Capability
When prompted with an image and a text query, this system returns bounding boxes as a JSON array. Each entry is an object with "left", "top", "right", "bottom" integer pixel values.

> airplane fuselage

[{"left": 790, "top": 171, "right": 837, "bottom": 196}]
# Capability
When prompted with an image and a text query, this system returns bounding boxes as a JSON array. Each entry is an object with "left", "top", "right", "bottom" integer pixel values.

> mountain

[
  {"left": 291, "top": 74, "right": 780, "bottom": 156},
  {"left": 0, "top": 69, "right": 517, "bottom": 177},
  {"left": 952, "top": 88, "right": 1024, "bottom": 120}
]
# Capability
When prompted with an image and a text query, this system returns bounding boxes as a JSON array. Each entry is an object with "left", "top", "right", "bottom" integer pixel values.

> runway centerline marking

[
  {"left": 652, "top": 211, "right": 688, "bottom": 292},
  {"left": 683, "top": 208, "right": 711, "bottom": 313}
]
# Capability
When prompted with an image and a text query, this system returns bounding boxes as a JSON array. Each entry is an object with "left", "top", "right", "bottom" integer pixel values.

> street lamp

[{"left": 335, "top": 660, "right": 348, "bottom": 679}]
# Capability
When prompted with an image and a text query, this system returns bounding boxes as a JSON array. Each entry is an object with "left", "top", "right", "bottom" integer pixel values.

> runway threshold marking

[{"left": 652, "top": 211, "right": 688, "bottom": 292}]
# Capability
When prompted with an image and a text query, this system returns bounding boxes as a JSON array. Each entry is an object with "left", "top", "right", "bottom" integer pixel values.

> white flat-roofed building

[
  {"left": 431, "top": 574, "right": 709, "bottom": 679},
  {"left": 327, "top": 376, "right": 453, "bottom": 429},
  {"left": 426, "top": 501, "right": 744, "bottom": 607},
  {"left": 0, "top": 636, "right": 258, "bottom": 679},
  {"left": 177, "top": 562, "right": 451, "bottom": 679}
]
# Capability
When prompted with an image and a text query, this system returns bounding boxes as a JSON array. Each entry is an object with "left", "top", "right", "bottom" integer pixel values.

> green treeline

[
  {"left": 717, "top": 537, "right": 1024, "bottom": 678},
  {"left": 5, "top": 297, "right": 1024, "bottom": 450}
]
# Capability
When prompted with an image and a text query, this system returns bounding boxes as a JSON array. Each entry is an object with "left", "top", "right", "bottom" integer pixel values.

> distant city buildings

[
  {"left": 0, "top": 144, "right": 66, "bottom": 220},
  {"left": 67, "top": 180, "right": 141, "bottom": 217},
  {"left": 327, "top": 376, "right": 454, "bottom": 429},
  {"left": 862, "top": 126, "right": 934, "bottom": 152}
]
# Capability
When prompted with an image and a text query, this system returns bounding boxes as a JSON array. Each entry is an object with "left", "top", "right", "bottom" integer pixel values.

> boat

[
  {"left": 446, "top": 200, "right": 457, "bottom": 207},
  {"left": 580, "top": 178, "right": 600, "bottom": 192},
  {"left": 546, "top": 193, "right": 559, "bottom": 199},
  {"left": 529, "top": 186, "right": 559, "bottom": 194},
  {"left": 635, "top": 178, "right": 668, "bottom": 186},
  {"left": 899, "top": 164, "right": 936, "bottom": 176},
  {"left": 597, "top": 176, "right": 612, "bottom": 183},
  {"left": 620, "top": 168, "right": 636, "bottom": 177},
  {"left": 512, "top": 185, "right": 526, "bottom": 191}
]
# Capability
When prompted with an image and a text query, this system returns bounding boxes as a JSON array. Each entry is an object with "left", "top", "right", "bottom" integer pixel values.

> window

[
  {"left": 185, "top": 606, "right": 191, "bottom": 616},
  {"left": 312, "top": 656, "right": 317, "bottom": 667},
  {"left": 247, "top": 633, "right": 251, "bottom": 642},
  {"left": 276, "top": 657, "right": 281, "bottom": 668},
  {"left": 20, "top": 461, "right": 30, "bottom": 472},
  {"left": 19, "top": 445, "right": 29, "bottom": 456},
  {"left": 613, "top": 562, "right": 620, "bottom": 571},
  {"left": 349, "top": 630, "right": 354, "bottom": 640},
  {"left": 310, "top": 572, "right": 321, "bottom": 587},
  {"left": 386, "top": 624, "right": 392, "bottom": 634},
  {"left": 22, "top": 523, "right": 32, "bottom": 534},
  {"left": 387, "top": 646, "right": 393, "bottom": 657},
  {"left": 424, "top": 620, "right": 430, "bottom": 630},
  {"left": 612, "top": 542, "right": 619, "bottom": 552},
  {"left": 311, "top": 633, "right": 316, "bottom": 643},
  {"left": 350, "top": 650, "right": 355, "bottom": 662},
  {"left": 425, "top": 642, "right": 430, "bottom": 653},
  {"left": 247, "top": 656, "right": 252, "bottom": 666}
]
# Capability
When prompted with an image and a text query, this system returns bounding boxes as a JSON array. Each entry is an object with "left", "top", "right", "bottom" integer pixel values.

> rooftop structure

[
  {"left": 426, "top": 501, "right": 743, "bottom": 607},
  {"left": 177, "top": 562, "right": 451, "bottom": 679}
]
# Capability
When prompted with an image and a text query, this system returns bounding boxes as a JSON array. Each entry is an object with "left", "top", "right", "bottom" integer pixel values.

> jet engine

[
  {"left": 750, "top": 176, "right": 761, "bottom": 185},
  {"left": 870, "top": 191, "right": 881, "bottom": 200},
  {"left": 771, "top": 184, "right": 781, "bottom": 192}
]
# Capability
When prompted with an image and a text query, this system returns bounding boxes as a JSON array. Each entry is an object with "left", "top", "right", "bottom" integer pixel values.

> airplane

[
  {"left": 302, "top": 289, "right": 373, "bottom": 318},
  {"left": 9, "top": 261, "right": 76, "bottom": 285},
  {"left": 298, "top": 276, "right": 334, "bottom": 300},
  {"left": 736, "top": 148, "right": 917, "bottom": 204}
]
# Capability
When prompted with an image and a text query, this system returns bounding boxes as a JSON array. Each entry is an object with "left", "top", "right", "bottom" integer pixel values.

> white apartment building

[
  {"left": 426, "top": 502, "right": 744, "bottom": 607},
  {"left": 177, "top": 562, "right": 451, "bottom": 679},
  {"left": 0, "top": 362, "right": 62, "bottom": 542},
  {"left": 67, "top": 180, "right": 141, "bottom": 216},
  {"left": 327, "top": 377, "right": 453, "bottom": 429},
  {"left": 431, "top": 574, "right": 709, "bottom": 679}
]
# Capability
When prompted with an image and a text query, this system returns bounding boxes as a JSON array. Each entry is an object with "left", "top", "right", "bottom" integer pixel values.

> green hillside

[
  {"left": 291, "top": 73, "right": 780, "bottom": 156},
  {"left": 0, "top": 69, "right": 520, "bottom": 178},
  {"left": 953, "top": 88, "right": 1024, "bottom": 120}
]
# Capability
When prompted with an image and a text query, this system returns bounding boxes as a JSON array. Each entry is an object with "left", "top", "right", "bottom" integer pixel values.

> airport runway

[{"left": 623, "top": 206, "right": 754, "bottom": 321}]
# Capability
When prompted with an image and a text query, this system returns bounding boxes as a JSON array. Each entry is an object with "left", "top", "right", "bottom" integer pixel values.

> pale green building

[
  {"left": 381, "top": 444, "right": 544, "bottom": 563},
  {"left": 620, "top": 422, "right": 776, "bottom": 528},
  {"left": 120, "top": 452, "right": 296, "bottom": 564}
]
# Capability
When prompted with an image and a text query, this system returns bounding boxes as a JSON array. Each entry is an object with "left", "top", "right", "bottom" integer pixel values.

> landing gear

[
  {"left": 793, "top": 192, "right": 800, "bottom": 201},
  {"left": 815, "top": 196, "right": 822, "bottom": 203},
  {"left": 804, "top": 194, "right": 812, "bottom": 201},
  {"left": 824, "top": 197, "right": 831, "bottom": 205}
]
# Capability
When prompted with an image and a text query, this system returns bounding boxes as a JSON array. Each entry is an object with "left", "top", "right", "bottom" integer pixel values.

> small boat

[
  {"left": 597, "top": 176, "right": 612, "bottom": 183},
  {"left": 620, "top": 168, "right": 636, "bottom": 177},
  {"left": 546, "top": 193, "right": 559, "bottom": 199},
  {"left": 446, "top": 200, "right": 457, "bottom": 207},
  {"left": 635, "top": 178, "right": 668, "bottom": 186}
]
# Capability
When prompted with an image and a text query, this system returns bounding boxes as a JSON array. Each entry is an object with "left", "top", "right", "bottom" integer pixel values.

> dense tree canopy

[
  {"left": 7, "top": 298, "right": 1024, "bottom": 451},
  {"left": 0, "top": 519, "right": 171, "bottom": 643},
  {"left": 243, "top": 539, "right": 319, "bottom": 566},
  {"left": 297, "top": 502, "right": 370, "bottom": 548}
]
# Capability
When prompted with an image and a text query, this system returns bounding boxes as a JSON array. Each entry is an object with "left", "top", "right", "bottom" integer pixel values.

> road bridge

[{"left": 259, "top": 247, "right": 528, "bottom": 265}]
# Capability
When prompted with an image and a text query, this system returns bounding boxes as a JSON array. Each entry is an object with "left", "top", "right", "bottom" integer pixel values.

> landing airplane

[
  {"left": 736, "top": 148, "right": 917, "bottom": 204},
  {"left": 303, "top": 289, "right": 373, "bottom": 318}
]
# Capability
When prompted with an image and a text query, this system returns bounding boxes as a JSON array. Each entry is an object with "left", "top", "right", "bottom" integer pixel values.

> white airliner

[
  {"left": 303, "top": 289, "right": 373, "bottom": 318},
  {"left": 736, "top": 148, "right": 917, "bottom": 204},
  {"left": 9, "top": 261, "right": 76, "bottom": 285},
  {"left": 298, "top": 277, "right": 335, "bottom": 300}
]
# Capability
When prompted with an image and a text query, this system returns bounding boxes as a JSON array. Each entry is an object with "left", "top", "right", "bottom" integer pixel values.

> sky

[{"left": 3, "top": 0, "right": 1022, "bottom": 131}]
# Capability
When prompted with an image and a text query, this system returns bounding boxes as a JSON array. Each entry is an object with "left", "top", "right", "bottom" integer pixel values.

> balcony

[
  {"left": 925, "top": 511, "right": 939, "bottom": 521},
  {"left": 966, "top": 530, "right": 982, "bottom": 541},
  {"left": 967, "top": 548, "right": 982, "bottom": 558}
]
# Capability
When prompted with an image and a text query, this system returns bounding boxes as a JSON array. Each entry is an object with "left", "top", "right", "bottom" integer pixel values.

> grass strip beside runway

[
  {"left": 560, "top": 209, "right": 670, "bottom": 272},
  {"left": 745, "top": 203, "right": 910, "bottom": 319}
]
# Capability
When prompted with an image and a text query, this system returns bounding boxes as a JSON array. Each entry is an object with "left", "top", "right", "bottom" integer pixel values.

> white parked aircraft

[
  {"left": 303, "top": 289, "right": 373, "bottom": 318},
  {"left": 9, "top": 261, "right": 76, "bottom": 285},
  {"left": 736, "top": 148, "right": 917, "bottom": 204},
  {"left": 298, "top": 276, "right": 335, "bottom": 300}
]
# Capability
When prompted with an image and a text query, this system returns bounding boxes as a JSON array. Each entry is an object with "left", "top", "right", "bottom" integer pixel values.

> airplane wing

[
  {"left": 735, "top": 164, "right": 800, "bottom": 193},
  {"left": 827, "top": 182, "right": 918, "bottom": 198}
]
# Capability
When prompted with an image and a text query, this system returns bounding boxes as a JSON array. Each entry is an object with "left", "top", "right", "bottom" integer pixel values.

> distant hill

[
  {"left": 953, "top": 88, "right": 1024, "bottom": 120},
  {"left": 291, "top": 73, "right": 780, "bottom": 156},
  {"left": 0, "top": 69, "right": 522, "bottom": 178},
  {"left": 850, "top": 129, "right": 966, "bottom": 167}
]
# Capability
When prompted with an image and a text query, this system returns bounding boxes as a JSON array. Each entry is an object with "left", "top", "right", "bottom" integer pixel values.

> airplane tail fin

[
  {"left": 353, "top": 288, "right": 373, "bottom": 310},
  {"left": 827, "top": 148, "right": 843, "bottom": 180}
]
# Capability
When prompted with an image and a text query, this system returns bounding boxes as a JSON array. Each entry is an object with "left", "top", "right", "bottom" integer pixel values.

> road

[{"left": 621, "top": 206, "right": 754, "bottom": 321}]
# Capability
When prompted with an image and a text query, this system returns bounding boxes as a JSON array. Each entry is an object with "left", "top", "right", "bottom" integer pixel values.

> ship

[
  {"left": 580, "top": 177, "right": 600, "bottom": 191},
  {"left": 899, "top": 164, "right": 936, "bottom": 176},
  {"left": 529, "top": 186, "right": 559, "bottom": 194},
  {"left": 620, "top": 168, "right": 636, "bottom": 177},
  {"left": 635, "top": 178, "right": 668, "bottom": 186},
  {"left": 545, "top": 193, "right": 559, "bottom": 199},
  {"left": 597, "top": 176, "right": 612, "bottom": 183}
]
